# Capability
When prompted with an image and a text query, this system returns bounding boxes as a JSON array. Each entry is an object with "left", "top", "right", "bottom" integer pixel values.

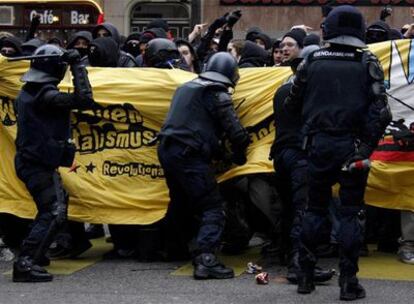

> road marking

[
  {"left": 3, "top": 238, "right": 112, "bottom": 276},
  {"left": 359, "top": 250, "right": 414, "bottom": 281}
]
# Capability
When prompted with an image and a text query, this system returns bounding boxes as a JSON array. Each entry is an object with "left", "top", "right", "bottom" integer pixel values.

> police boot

[
  {"left": 339, "top": 276, "right": 366, "bottom": 301},
  {"left": 287, "top": 252, "right": 334, "bottom": 284},
  {"left": 297, "top": 270, "right": 315, "bottom": 294},
  {"left": 13, "top": 256, "right": 53, "bottom": 282},
  {"left": 193, "top": 253, "right": 234, "bottom": 280}
]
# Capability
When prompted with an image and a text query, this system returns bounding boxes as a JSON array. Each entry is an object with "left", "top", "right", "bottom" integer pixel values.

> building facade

[{"left": 103, "top": 0, "right": 414, "bottom": 39}]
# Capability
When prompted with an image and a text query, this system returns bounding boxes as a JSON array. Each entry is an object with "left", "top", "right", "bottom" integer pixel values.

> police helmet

[
  {"left": 200, "top": 52, "right": 239, "bottom": 88},
  {"left": 21, "top": 44, "right": 67, "bottom": 83},
  {"left": 144, "top": 38, "right": 180, "bottom": 68},
  {"left": 323, "top": 5, "right": 367, "bottom": 48}
]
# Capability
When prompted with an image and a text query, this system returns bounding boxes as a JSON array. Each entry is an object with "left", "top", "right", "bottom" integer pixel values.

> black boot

[
  {"left": 339, "top": 276, "right": 366, "bottom": 301},
  {"left": 193, "top": 253, "right": 234, "bottom": 280},
  {"left": 13, "top": 256, "right": 53, "bottom": 282},
  {"left": 297, "top": 270, "right": 315, "bottom": 294},
  {"left": 287, "top": 252, "right": 334, "bottom": 284}
]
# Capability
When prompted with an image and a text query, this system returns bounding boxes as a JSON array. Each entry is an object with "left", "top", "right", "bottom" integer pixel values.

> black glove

[
  {"left": 74, "top": 94, "right": 99, "bottom": 111},
  {"left": 31, "top": 14, "right": 41, "bottom": 27},
  {"left": 226, "top": 10, "right": 242, "bottom": 28},
  {"left": 61, "top": 49, "right": 81, "bottom": 65},
  {"left": 232, "top": 150, "right": 247, "bottom": 166},
  {"left": 380, "top": 6, "right": 392, "bottom": 21},
  {"left": 209, "top": 13, "right": 229, "bottom": 31},
  {"left": 344, "top": 142, "right": 373, "bottom": 167}
]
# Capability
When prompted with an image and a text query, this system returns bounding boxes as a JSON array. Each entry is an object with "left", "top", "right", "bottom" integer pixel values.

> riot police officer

[
  {"left": 158, "top": 52, "right": 250, "bottom": 279},
  {"left": 13, "top": 44, "right": 97, "bottom": 282},
  {"left": 284, "top": 6, "right": 391, "bottom": 300},
  {"left": 270, "top": 45, "right": 334, "bottom": 285}
]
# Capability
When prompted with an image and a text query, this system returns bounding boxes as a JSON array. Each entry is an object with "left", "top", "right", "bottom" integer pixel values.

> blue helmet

[{"left": 323, "top": 5, "right": 367, "bottom": 48}]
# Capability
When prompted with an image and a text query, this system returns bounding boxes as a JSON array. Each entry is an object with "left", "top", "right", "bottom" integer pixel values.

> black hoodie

[
  {"left": 67, "top": 31, "right": 93, "bottom": 62},
  {"left": 92, "top": 22, "right": 121, "bottom": 46},
  {"left": 239, "top": 41, "right": 269, "bottom": 68},
  {"left": 88, "top": 37, "right": 119, "bottom": 67},
  {"left": 0, "top": 36, "right": 23, "bottom": 57},
  {"left": 67, "top": 31, "right": 93, "bottom": 49}
]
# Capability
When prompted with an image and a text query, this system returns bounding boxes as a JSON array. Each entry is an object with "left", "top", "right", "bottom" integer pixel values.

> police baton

[{"left": 7, "top": 54, "right": 61, "bottom": 62}]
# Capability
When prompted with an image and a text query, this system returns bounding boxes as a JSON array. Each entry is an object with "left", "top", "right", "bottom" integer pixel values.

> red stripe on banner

[{"left": 371, "top": 151, "right": 414, "bottom": 162}]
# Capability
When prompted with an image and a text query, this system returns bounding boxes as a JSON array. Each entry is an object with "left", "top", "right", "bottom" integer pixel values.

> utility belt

[{"left": 302, "top": 129, "right": 358, "bottom": 151}]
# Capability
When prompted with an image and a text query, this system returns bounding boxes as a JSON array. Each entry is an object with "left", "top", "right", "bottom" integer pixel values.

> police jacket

[
  {"left": 285, "top": 45, "right": 391, "bottom": 149},
  {"left": 15, "top": 83, "right": 80, "bottom": 168},
  {"left": 159, "top": 78, "right": 249, "bottom": 159}
]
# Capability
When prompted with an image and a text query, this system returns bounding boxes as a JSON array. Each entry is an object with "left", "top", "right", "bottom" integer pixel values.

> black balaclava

[
  {"left": 88, "top": 37, "right": 119, "bottom": 67},
  {"left": 123, "top": 32, "right": 142, "bottom": 57}
]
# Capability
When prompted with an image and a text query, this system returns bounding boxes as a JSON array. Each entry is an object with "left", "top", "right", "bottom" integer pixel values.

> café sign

[{"left": 24, "top": 7, "right": 93, "bottom": 26}]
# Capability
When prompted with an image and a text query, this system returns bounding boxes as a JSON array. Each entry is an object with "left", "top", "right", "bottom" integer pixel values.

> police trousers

[
  {"left": 14, "top": 156, "right": 68, "bottom": 262},
  {"left": 157, "top": 138, "right": 225, "bottom": 255},
  {"left": 299, "top": 133, "right": 368, "bottom": 277}
]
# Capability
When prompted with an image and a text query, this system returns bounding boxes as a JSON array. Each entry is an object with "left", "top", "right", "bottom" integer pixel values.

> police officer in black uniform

[
  {"left": 270, "top": 45, "right": 334, "bottom": 285},
  {"left": 158, "top": 52, "right": 250, "bottom": 279},
  {"left": 13, "top": 44, "right": 97, "bottom": 282},
  {"left": 284, "top": 6, "right": 391, "bottom": 300}
]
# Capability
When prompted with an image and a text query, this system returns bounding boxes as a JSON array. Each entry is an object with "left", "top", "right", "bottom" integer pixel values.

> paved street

[{"left": 1, "top": 241, "right": 413, "bottom": 304}]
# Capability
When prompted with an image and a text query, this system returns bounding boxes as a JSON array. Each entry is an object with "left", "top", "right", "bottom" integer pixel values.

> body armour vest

[
  {"left": 303, "top": 47, "right": 370, "bottom": 135},
  {"left": 159, "top": 78, "right": 228, "bottom": 158}
]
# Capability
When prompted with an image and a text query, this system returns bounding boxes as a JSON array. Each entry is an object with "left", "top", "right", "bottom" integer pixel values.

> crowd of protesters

[{"left": 0, "top": 2, "right": 413, "bottom": 292}]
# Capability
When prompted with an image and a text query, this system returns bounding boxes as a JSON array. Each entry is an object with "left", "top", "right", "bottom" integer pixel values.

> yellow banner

[
  {"left": 1, "top": 40, "right": 414, "bottom": 224},
  {"left": 0, "top": 56, "right": 292, "bottom": 224}
]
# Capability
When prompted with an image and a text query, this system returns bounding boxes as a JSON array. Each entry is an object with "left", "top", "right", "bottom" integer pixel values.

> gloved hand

[
  {"left": 226, "top": 10, "right": 242, "bottom": 28},
  {"left": 31, "top": 14, "right": 41, "bottom": 27},
  {"left": 74, "top": 94, "right": 99, "bottom": 111},
  {"left": 209, "top": 13, "right": 229, "bottom": 32},
  {"left": 231, "top": 150, "right": 247, "bottom": 166},
  {"left": 61, "top": 49, "right": 81, "bottom": 65},
  {"left": 344, "top": 142, "right": 373, "bottom": 168}
]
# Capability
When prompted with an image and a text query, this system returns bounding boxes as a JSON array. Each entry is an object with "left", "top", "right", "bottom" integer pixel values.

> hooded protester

[
  {"left": 147, "top": 18, "right": 173, "bottom": 40},
  {"left": 245, "top": 27, "right": 271, "bottom": 50},
  {"left": 238, "top": 40, "right": 269, "bottom": 68},
  {"left": 245, "top": 26, "right": 263, "bottom": 41},
  {"left": 175, "top": 39, "right": 201, "bottom": 73},
  {"left": 92, "top": 22, "right": 137, "bottom": 67},
  {"left": 122, "top": 32, "right": 141, "bottom": 58},
  {"left": 0, "top": 36, "right": 22, "bottom": 57},
  {"left": 66, "top": 31, "right": 93, "bottom": 63},
  {"left": 366, "top": 20, "right": 391, "bottom": 44},
  {"left": 92, "top": 22, "right": 121, "bottom": 45},
  {"left": 21, "top": 38, "right": 45, "bottom": 56},
  {"left": 88, "top": 37, "right": 122, "bottom": 67},
  {"left": 135, "top": 28, "right": 168, "bottom": 66}
]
